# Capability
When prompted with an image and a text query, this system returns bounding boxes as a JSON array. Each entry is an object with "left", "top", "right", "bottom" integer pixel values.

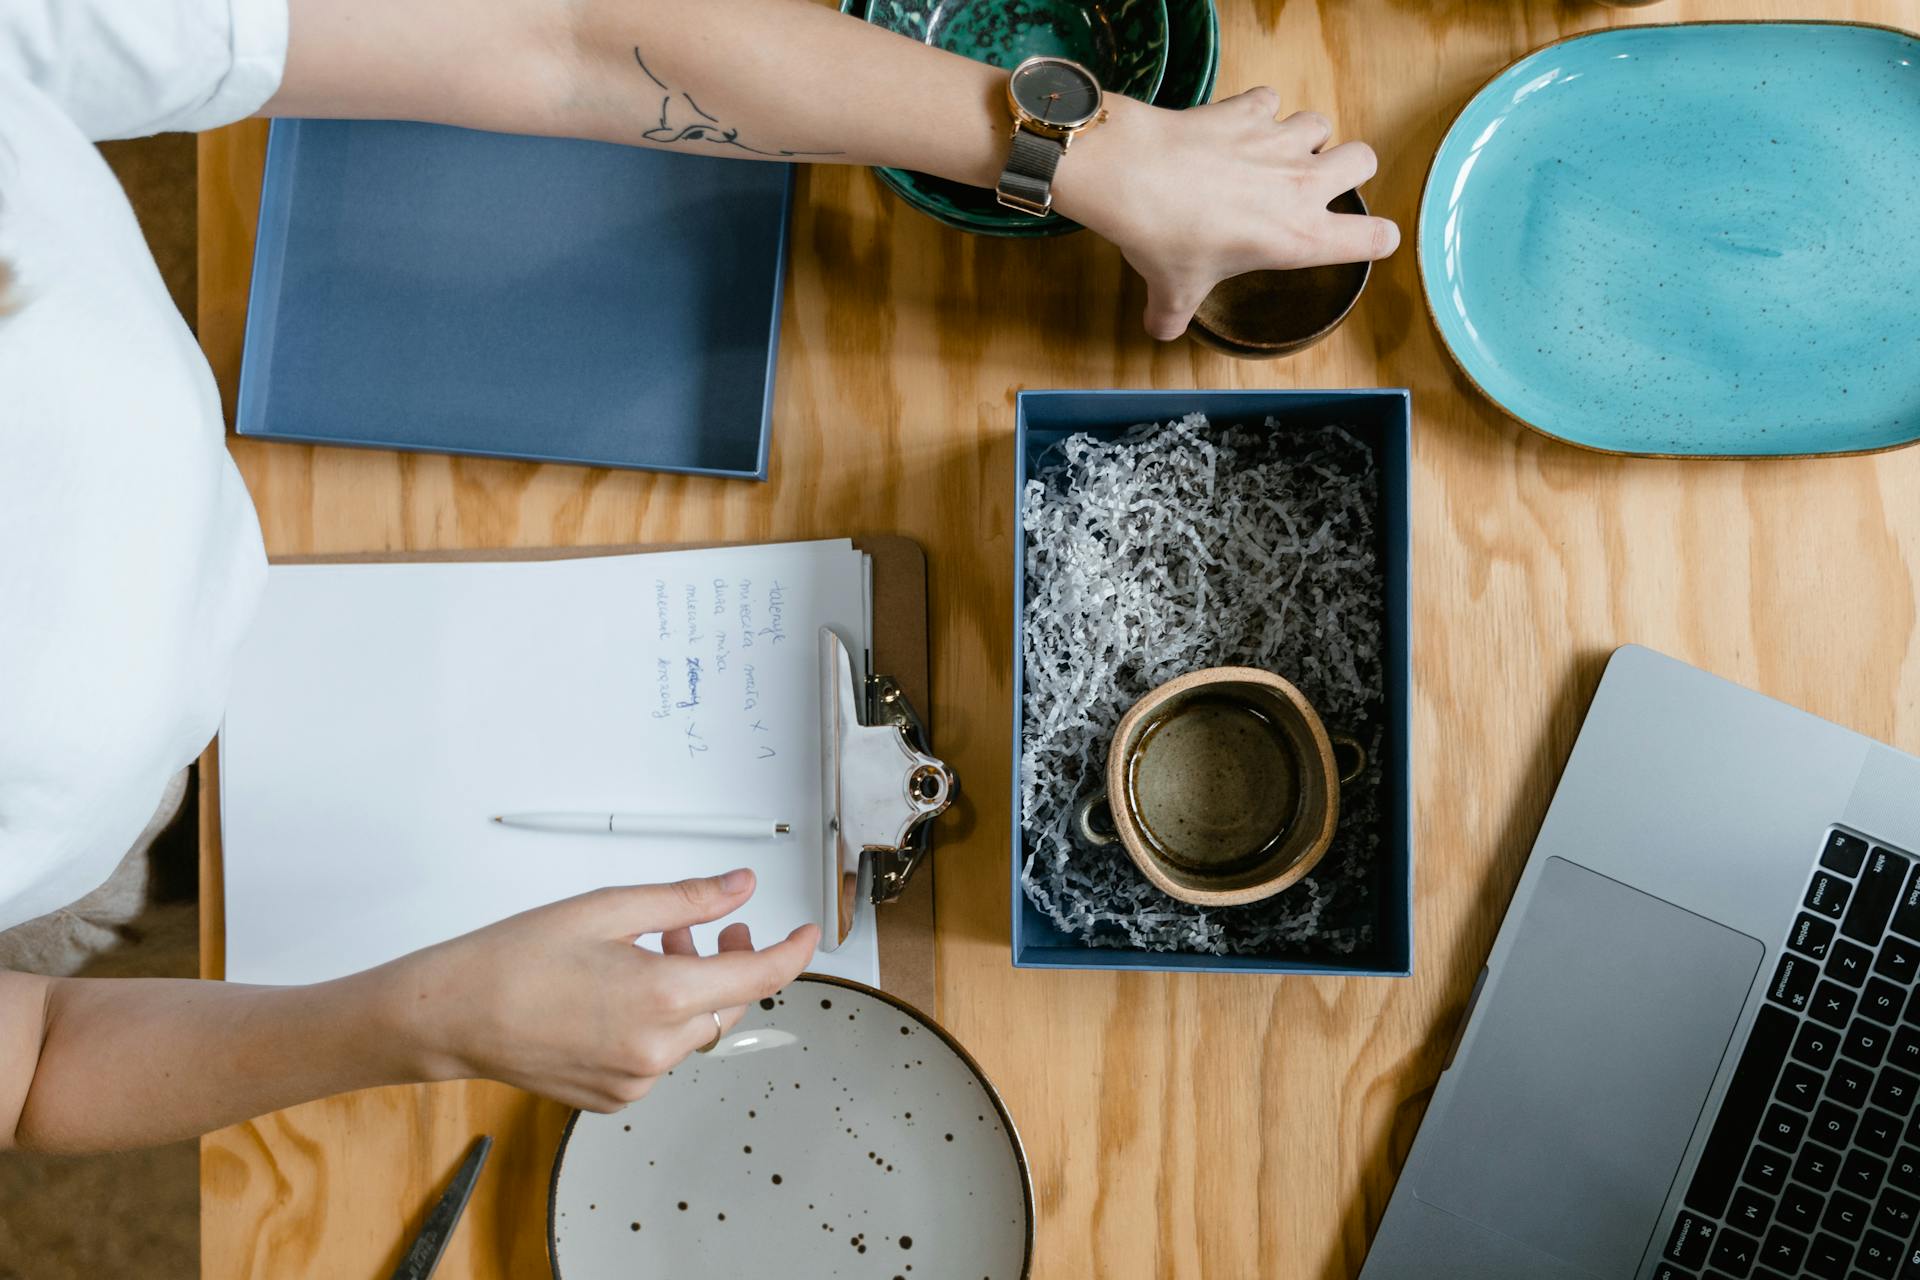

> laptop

[{"left": 1362, "top": 645, "right": 1920, "bottom": 1280}]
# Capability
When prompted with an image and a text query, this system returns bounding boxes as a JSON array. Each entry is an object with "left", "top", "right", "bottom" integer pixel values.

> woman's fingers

[
  {"left": 1309, "top": 211, "right": 1402, "bottom": 266},
  {"left": 711, "top": 922, "right": 756, "bottom": 1032},
  {"left": 649, "top": 923, "right": 820, "bottom": 1012},
  {"left": 1315, "top": 140, "right": 1378, "bottom": 193},
  {"left": 635, "top": 923, "right": 778, "bottom": 1065},
  {"left": 1142, "top": 277, "right": 1209, "bottom": 342},
  {"left": 1228, "top": 85, "right": 1282, "bottom": 121},
  {"left": 662, "top": 917, "right": 751, "bottom": 960},
  {"left": 1276, "top": 110, "right": 1333, "bottom": 152},
  {"left": 579, "top": 870, "right": 757, "bottom": 937}
]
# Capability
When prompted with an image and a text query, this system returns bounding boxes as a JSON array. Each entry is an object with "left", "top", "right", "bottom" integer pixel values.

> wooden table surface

[{"left": 196, "top": 1, "right": 1920, "bottom": 1275}]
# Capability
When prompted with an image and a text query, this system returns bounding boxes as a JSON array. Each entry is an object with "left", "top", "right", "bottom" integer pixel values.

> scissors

[{"left": 388, "top": 1135, "right": 493, "bottom": 1280}]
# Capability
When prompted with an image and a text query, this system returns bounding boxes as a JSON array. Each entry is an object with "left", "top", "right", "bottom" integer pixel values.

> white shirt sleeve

[{"left": 0, "top": 0, "right": 288, "bottom": 140}]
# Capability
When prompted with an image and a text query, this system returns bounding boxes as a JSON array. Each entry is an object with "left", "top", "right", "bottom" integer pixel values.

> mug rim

[{"left": 1104, "top": 666, "right": 1340, "bottom": 906}]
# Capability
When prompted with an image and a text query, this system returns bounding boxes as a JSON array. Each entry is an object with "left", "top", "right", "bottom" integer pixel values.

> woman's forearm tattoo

[{"left": 634, "top": 48, "right": 845, "bottom": 157}]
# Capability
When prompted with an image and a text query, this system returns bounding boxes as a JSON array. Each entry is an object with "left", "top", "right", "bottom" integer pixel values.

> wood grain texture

[{"left": 198, "top": 1, "right": 1920, "bottom": 1275}]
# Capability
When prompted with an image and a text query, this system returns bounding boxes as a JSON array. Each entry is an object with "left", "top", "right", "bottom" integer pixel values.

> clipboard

[{"left": 199, "top": 535, "right": 938, "bottom": 1012}]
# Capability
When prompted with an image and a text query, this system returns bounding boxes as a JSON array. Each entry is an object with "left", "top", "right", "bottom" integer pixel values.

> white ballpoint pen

[{"left": 491, "top": 812, "right": 792, "bottom": 838}]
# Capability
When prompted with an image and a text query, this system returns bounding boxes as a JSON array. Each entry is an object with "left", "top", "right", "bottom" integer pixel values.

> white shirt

[{"left": 0, "top": 0, "right": 286, "bottom": 930}]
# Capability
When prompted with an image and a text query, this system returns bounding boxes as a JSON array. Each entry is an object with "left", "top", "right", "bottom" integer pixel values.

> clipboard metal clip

[{"left": 820, "top": 627, "right": 956, "bottom": 952}]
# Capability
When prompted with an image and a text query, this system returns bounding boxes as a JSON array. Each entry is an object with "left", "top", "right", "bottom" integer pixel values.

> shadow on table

[{"left": 1321, "top": 645, "right": 1614, "bottom": 1280}]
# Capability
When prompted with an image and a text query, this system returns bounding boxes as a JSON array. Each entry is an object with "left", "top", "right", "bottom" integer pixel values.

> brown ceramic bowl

[
  {"left": 1075, "top": 667, "right": 1365, "bottom": 907},
  {"left": 1188, "top": 188, "right": 1372, "bottom": 359}
]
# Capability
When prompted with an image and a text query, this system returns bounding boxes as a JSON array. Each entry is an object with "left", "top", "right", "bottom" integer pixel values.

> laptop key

[
  {"left": 1813, "top": 1100, "right": 1860, "bottom": 1148},
  {"left": 1891, "top": 1145, "right": 1920, "bottom": 1196},
  {"left": 1759, "top": 1222, "right": 1809, "bottom": 1271},
  {"left": 1905, "top": 984, "right": 1920, "bottom": 1027},
  {"left": 1822, "top": 1187, "right": 1872, "bottom": 1238},
  {"left": 1796, "top": 1142, "right": 1844, "bottom": 1192},
  {"left": 1874, "top": 1186, "right": 1918, "bottom": 1235},
  {"left": 1779, "top": 1060, "right": 1825, "bottom": 1109},
  {"left": 1843, "top": 848, "right": 1912, "bottom": 943},
  {"left": 1846, "top": 1020, "right": 1892, "bottom": 1068},
  {"left": 1744, "top": 1146, "right": 1790, "bottom": 1195},
  {"left": 1805, "top": 1230, "right": 1853, "bottom": 1277},
  {"left": 1876, "top": 1065, "right": 1920, "bottom": 1115},
  {"left": 1857, "top": 1228, "right": 1903, "bottom": 1278},
  {"left": 1757, "top": 1104, "right": 1806, "bottom": 1152},
  {"left": 1651, "top": 1267, "right": 1697, "bottom": 1280},
  {"left": 1796, "top": 1021, "right": 1841, "bottom": 1070},
  {"left": 1689, "top": 1005, "right": 1798, "bottom": 1215},
  {"left": 1768, "top": 953, "right": 1817, "bottom": 1012},
  {"left": 1812, "top": 980, "right": 1859, "bottom": 1029},
  {"left": 1825, "top": 831, "right": 1872, "bottom": 877},
  {"left": 1840, "top": 1149, "right": 1889, "bottom": 1199},
  {"left": 1863, "top": 977, "right": 1908, "bottom": 1025},
  {"left": 1831, "top": 1059, "right": 1878, "bottom": 1109},
  {"left": 1860, "top": 1107, "right": 1904, "bottom": 1156},
  {"left": 1890, "top": 863, "right": 1920, "bottom": 942},
  {"left": 1833, "top": 939, "right": 1876, "bottom": 987},
  {"left": 1794, "top": 912, "right": 1840, "bottom": 961},
  {"left": 1708, "top": 1225, "right": 1759, "bottom": 1274},
  {"left": 1728, "top": 1183, "right": 1773, "bottom": 1231},
  {"left": 1778, "top": 1181, "right": 1825, "bottom": 1232},
  {"left": 1892, "top": 1026, "right": 1920, "bottom": 1069},
  {"left": 1879, "top": 937, "right": 1920, "bottom": 985},
  {"left": 1666, "top": 1211, "right": 1719, "bottom": 1266},
  {"left": 1809, "top": 873, "right": 1854, "bottom": 920}
]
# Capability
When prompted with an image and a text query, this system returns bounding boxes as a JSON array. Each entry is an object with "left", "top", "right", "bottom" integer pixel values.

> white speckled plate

[{"left": 548, "top": 976, "right": 1032, "bottom": 1279}]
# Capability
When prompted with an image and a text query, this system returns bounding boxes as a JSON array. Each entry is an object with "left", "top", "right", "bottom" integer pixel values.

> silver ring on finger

[{"left": 695, "top": 1010, "right": 724, "bottom": 1054}]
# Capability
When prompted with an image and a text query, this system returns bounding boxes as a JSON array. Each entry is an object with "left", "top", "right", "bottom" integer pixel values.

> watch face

[{"left": 1009, "top": 58, "right": 1102, "bottom": 129}]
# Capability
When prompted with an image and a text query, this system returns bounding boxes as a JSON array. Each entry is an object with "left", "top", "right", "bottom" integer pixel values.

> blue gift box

[{"left": 1011, "top": 389, "right": 1414, "bottom": 976}]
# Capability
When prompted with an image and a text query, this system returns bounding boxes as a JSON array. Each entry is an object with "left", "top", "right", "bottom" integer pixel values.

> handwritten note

[{"left": 219, "top": 541, "right": 878, "bottom": 987}]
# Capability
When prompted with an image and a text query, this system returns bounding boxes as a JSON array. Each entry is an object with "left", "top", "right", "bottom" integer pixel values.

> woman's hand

[
  {"left": 1057, "top": 89, "right": 1401, "bottom": 340},
  {"left": 376, "top": 870, "right": 818, "bottom": 1112}
]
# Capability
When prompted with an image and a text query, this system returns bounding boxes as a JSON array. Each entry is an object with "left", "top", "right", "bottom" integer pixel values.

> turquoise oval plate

[{"left": 1419, "top": 22, "right": 1920, "bottom": 457}]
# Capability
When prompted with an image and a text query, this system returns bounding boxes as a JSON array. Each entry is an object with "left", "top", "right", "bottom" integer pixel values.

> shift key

[
  {"left": 1844, "top": 847, "right": 1913, "bottom": 943},
  {"left": 1892, "top": 862, "right": 1920, "bottom": 942}
]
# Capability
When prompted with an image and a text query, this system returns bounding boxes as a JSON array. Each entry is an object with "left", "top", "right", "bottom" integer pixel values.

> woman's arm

[
  {"left": 269, "top": 0, "right": 1397, "bottom": 338},
  {"left": 0, "top": 872, "right": 815, "bottom": 1154}
]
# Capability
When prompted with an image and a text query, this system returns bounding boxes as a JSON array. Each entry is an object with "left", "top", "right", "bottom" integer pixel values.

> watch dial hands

[{"left": 1015, "top": 64, "right": 1097, "bottom": 125}]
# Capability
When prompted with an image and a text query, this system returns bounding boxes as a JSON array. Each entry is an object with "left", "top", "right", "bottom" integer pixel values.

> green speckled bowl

[
  {"left": 867, "top": 0, "right": 1170, "bottom": 104},
  {"left": 869, "top": 0, "right": 1216, "bottom": 237},
  {"left": 1156, "top": 0, "right": 1217, "bottom": 111}
]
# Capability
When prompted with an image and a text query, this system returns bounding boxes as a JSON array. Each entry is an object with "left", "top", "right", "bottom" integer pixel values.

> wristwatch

[{"left": 995, "top": 56, "right": 1109, "bottom": 216}]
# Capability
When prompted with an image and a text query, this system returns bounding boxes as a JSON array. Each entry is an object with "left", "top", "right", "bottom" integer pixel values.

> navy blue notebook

[{"left": 237, "top": 120, "right": 792, "bottom": 478}]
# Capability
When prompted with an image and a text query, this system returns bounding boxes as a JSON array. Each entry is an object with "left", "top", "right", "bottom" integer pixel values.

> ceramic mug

[{"left": 1075, "top": 667, "right": 1365, "bottom": 906}]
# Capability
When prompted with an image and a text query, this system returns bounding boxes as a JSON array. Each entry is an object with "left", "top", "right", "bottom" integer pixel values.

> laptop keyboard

[{"left": 1661, "top": 830, "right": 1920, "bottom": 1280}]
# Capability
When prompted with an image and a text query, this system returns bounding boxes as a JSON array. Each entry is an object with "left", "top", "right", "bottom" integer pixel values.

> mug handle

[
  {"left": 1075, "top": 791, "right": 1120, "bottom": 847},
  {"left": 1331, "top": 734, "right": 1368, "bottom": 785}
]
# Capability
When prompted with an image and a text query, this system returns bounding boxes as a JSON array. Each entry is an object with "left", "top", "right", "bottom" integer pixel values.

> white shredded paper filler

[{"left": 1019, "top": 414, "right": 1386, "bottom": 956}]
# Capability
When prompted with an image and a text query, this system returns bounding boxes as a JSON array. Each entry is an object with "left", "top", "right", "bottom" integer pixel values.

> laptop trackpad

[{"left": 1412, "top": 857, "right": 1763, "bottom": 1279}]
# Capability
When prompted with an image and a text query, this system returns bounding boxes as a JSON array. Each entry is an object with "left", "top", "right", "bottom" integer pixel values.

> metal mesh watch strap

[{"left": 996, "top": 128, "right": 1067, "bottom": 215}]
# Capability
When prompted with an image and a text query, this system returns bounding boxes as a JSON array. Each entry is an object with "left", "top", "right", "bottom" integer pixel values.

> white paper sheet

[{"left": 220, "top": 540, "right": 879, "bottom": 987}]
